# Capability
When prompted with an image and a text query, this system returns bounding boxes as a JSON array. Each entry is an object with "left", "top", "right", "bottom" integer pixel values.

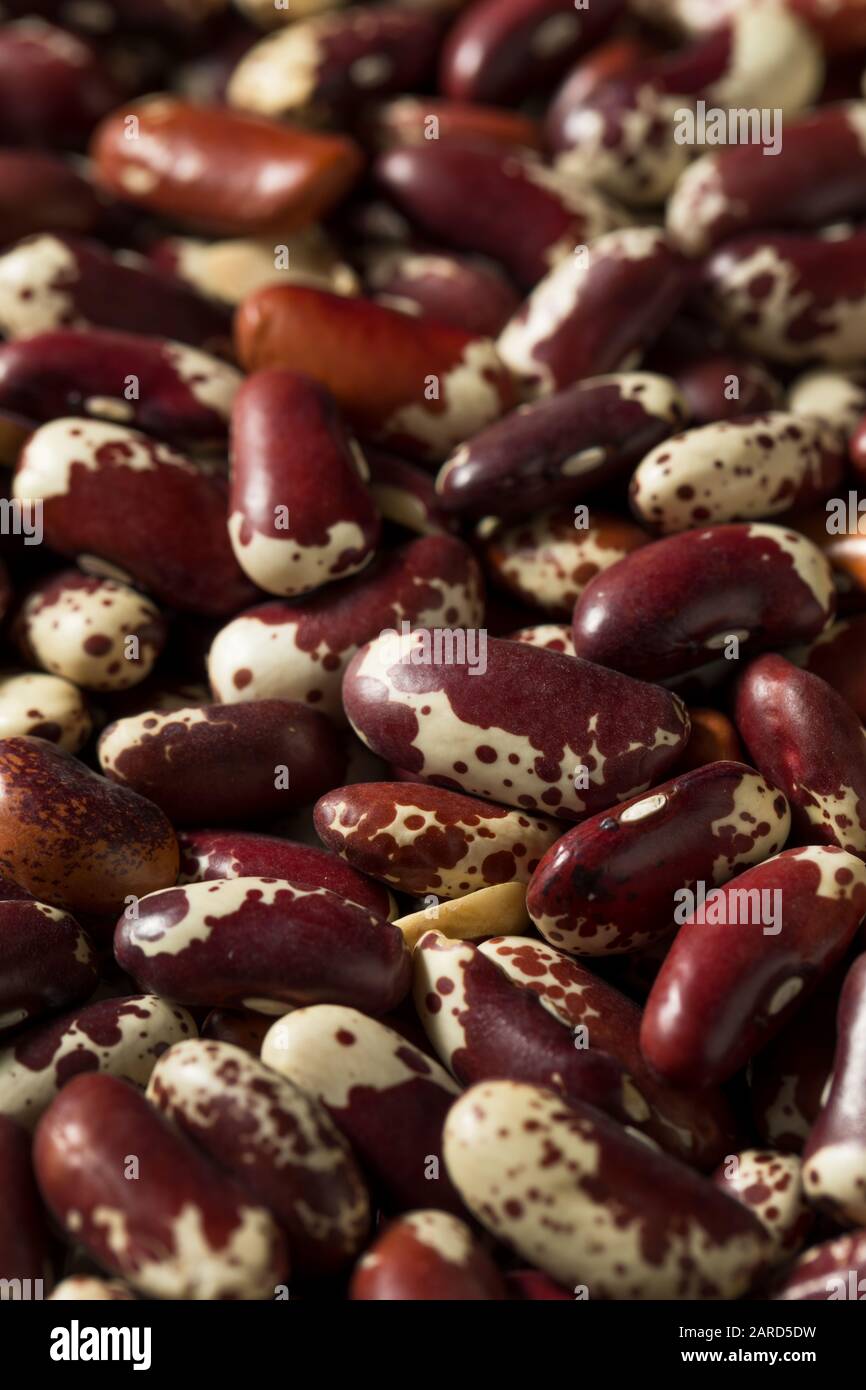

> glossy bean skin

[
  {"left": 0, "top": 330, "right": 240, "bottom": 445},
  {"left": 802, "top": 953, "right": 866, "bottom": 1225},
  {"left": 796, "top": 616, "right": 866, "bottom": 719},
  {"left": 435, "top": 372, "right": 687, "bottom": 521},
  {"left": 0, "top": 994, "right": 196, "bottom": 1130},
  {"left": 98, "top": 700, "right": 346, "bottom": 825},
  {"left": 0, "top": 233, "right": 230, "bottom": 351},
  {"left": 235, "top": 284, "right": 515, "bottom": 462},
  {"left": 228, "top": 368, "right": 380, "bottom": 597},
  {"left": 480, "top": 935, "right": 737, "bottom": 1170},
  {"left": 373, "top": 142, "right": 622, "bottom": 290},
  {"left": 667, "top": 102, "right": 866, "bottom": 257},
  {"left": 498, "top": 228, "right": 686, "bottom": 397},
  {"left": 16, "top": 569, "right": 166, "bottom": 693},
  {"left": 527, "top": 761, "right": 790, "bottom": 956},
  {"left": 229, "top": 9, "right": 442, "bottom": 117},
  {"left": 482, "top": 508, "right": 649, "bottom": 617},
  {"left": 350, "top": 1211, "right": 507, "bottom": 1300},
  {"left": 443, "top": 1080, "right": 769, "bottom": 1299},
  {"left": 712, "top": 1150, "right": 814, "bottom": 1263},
  {"left": 34, "top": 1073, "right": 288, "bottom": 1300},
  {"left": 147, "top": 1039, "right": 370, "bottom": 1274},
  {"left": 343, "top": 629, "right": 689, "bottom": 820},
  {"left": 413, "top": 930, "right": 650, "bottom": 1132},
  {"left": 640, "top": 846, "right": 866, "bottom": 1087},
  {"left": 13, "top": 419, "right": 256, "bottom": 617},
  {"left": 91, "top": 96, "right": 363, "bottom": 237},
  {"left": 367, "top": 95, "right": 542, "bottom": 153},
  {"left": 0, "top": 737, "right": 178, "bottom": 920},
  {"left": 0, "top": 1116, "right": 54, "bottom": 1295},
  {"left": 630, "top": 413, "right": 846, "bottom": 534},
  {"left": 571, "top": 523, "right": 836, "bottom": 681},
  {"left": 773, "top": 1229, "right": 866, "bottom": 1300},
  {"left": 0, "top": 672, "right": 91, "bottom": 752},
  {"left": 315, "top": 781, "right": 560, "bottom": 899},
  {"left": 114, "top": 878, "right": 411, "bottom": 1016},
  {"left": 735, "top": 654, "right": 866, "bottom": 856},
  {"left": 177, "top": 829, "right": 392, "bottom": 918},
  {"left": 262, "top": 1004, "right": 467, "bottom": 1216},
  {"left": 0, "top": 895, "right": 97, "bottom": 1039},
  {"left": 749, "top": 973, "right": 841, "bottom": 1153},
  {"left": 364, "top": 247, "right": 519, "bottom": 338},
  {"left": 208, "top": 535, "right": 484, "bottom": 720}
]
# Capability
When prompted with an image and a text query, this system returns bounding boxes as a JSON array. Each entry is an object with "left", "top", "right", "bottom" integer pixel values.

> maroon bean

[
  {"left": 365, "top": 447, "right": 458, "bottom": 537},
  {"left": 229, "top": 368, "right": 380, "bottom": 597},
  {"left": 436, "top": 372, "right": 687, "bottom": 520},
  {"left": 735, "top": 654, "right": 866, "bottom": 856},
  {"left": 640, "top": 845, "right": 866, "bottom": 1087},
  {"left": 13, "top": 419, "right": 257, "bottom": 617},
  {"left": 0, "top": 19, "right": 121, "bottom": 148},
  {"left": 796, "top": 615, "right": 866, "bottom": 719},
  {"left": 802, "top": 952, "right": 866, "bottom": 1225},
  {"left": 750, "top": 971, "right": 841, "bottom": 1154},
  {"left": 0, "top": 151, "right": 106, "bottom": 247},
  {"left": 262, "top": 1004, "right": 467, "bottom": 1216},
  {"left": 527, "top": 761, "right": 790, "bottom": 956},
  {"left": 350, "top": 1211, "right": 507, "bottom": 1300},
  {"left": 0, "top": 1116, "right": 53, "bottom": 1296},
  {"left": 0, "top": 994, "right": 196, "bottom": 1130},
  {"left": 498, "top": 227, "right": 687, "bottom": 395},
  {"left": 147, "top": 1039, "right": 371, "bottom": 1274},
  {"left": 0, "top": 234, "right": 231, "bottom": 352},
  {"left": 114, "top": 878, "right": 411, "bottom": 1016},
  {"left": 571, "top": 523, "right": 836, "bottom": 681},
  {"left": 208, "top": 534, "right": 484, "bottom": 720},
  {"left": 343, "top": 630, "right": 690, "bottom": 819},
  {"left": 366, "top": 94, "right": 543, "bottom": 153},
  {"left": 773, "top": 1229, "right": 866, "bottom": 1300},
  {"left": 200, "top": 1009, "right": 272, "bottom": 1055},
  {"left": 34, "top": 1072, "right": 288, "bottom": 1299},
  {"left": 177, "top": 828, "right": 393, "bottom": 918},
  {"left": 364, "top": 247, "right": 520, "bottom": 338},
  {"left": 0, "top": 895, "right": 97, "bottom": 1040},
  {"left": 673, "top": 355, "right": 784, "bottom": 425},
  {"left": 712, "top": 1150, "right": 814, "bottom": 1263},
  {"left": 443, "top": 1080, "right": 769, "bottom": 1298}
]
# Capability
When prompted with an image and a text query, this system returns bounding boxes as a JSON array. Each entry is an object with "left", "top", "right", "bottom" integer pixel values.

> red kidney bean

[
  {"left": 200, "top": 1009, "right": 272, "bottom": 1055},
  {"left": 178, "top": 828, "right": 393, "bottom": 918},
  {"left": 235, "top": 283, "right": 515, "bottom": 462},
  {"left": 483, "top": 508, "right": 649, "bottom": 617},
  {"left": 366, "top": 447, "right": 458, "bottom": 536},
  {"left": 314, "top": 781, "right": 560, "bottom": 898},
  {"left": 373, "top": 142, "right": 623, "bottom": 290},
  {"left": 115, "top": 877, "right": 411, "bottom": 1015},
  {"left": 444, "top": 1080, "right": 769, "bottom": 1298},
  {"left": 735, "top": 654, "right": 866, "bottom": 856},
  {"left": 343, "top": 630, "right": 689, "bottom": 819},
  {"left": 527, "top": 761, "right": 790, "bottom": 956},
  {"left": 91, "top": 96, "right": 363, "bottom": 237},
  {"left": 0, "top": 233, "right": 230, "bottom": 351},
  {"left": 98, "top": 700, "right": 346, "bottom": 825},
  {"left": 773, "top": 1229, "right": 866, "bottom": 1300},
  {"left": 262, "top": 1004, "right": 466, "bottom": 1216},
  {"left": 507, "top": 623, "right": 574, "bottom": 654},
  {"left": 712, "top": 1150, "right": 814, "bottom": 1263},
  {"left": 363, "top": 247, "right": 520, "bottom": 338},
  {"left": 49, "top": 1276, "right": 135, "bottom": 1300},
  {"left": 0, "top": 1116, "right": 53, "bottom": 1295},
  {"left": 0, "top": 893, "right": 97, "bottom": 1039},
  {"left": 480, "top": 935, "right": 737, "bottom": 1169},
  {"left": 750, "top": 973, "right": 841, "bottom": 1153},
  {"left": 413, "top": 930, "right": 651, "bottom": 1131},
  {"left": 0, "top": 736, "right": 178, "bottom": 920},
  {"left": 666, "top": 102, "right": 866, "bottom": 257},
  {"left": 571, "top": 523, "right": 836, "bottom": 681},
  {"left": 640, "top": 845, "right": 866, "bottom": 1087},
  {"left": 0, "top": 330, "right": 240, "bottom": 446},
  {"left": 147, "top": 1038, "right": 370, "bottom": 1274},
  {"left": 0, "top": 994, "right": 195, "bottom": 1130},
  {"left": 207, "top": 534, "right": 484, "bottom": 719},
  {"left": 436, "top": 372, "right": 687, "bottom": 520},
  {"left": 802, "top": 952, "right": 866, "bottom": 1224},
  {"left": 367, "top": 95, "right": 543, "bottom": 153},
  {"left": 439, "top": 0, "right": 623, "bottom": 105},
  {"left": 15, "top": 569, "right": 166, "bottom": 693},
  {"left": 672, "top": 355, "right": 784, "bottom": 425},
  {"left": 701, "top": 231, "right": 866, "bottom": 366},
  {"left": 630, "top": 413, "right": 846, "bottom": 533},
  {"left": 229, "top": 9, "right": 441, "bottom": 117},
  {"left": 350, "top": 1210, "right": 507, "bottom": 1300},
  {"left": 34, "top": 1072, "right": 288, "bottom": 1299},
  {"left": 229, "top": 368, "right": 379, "bottom": 597},
  {"left": 498, "top": 228, "right": 687, "bottom": 396},
  {"left": 0, "top": 672, "right": 92, "bottom": 752},
  {"left": 0, "top": 18, "right": 122, "bottom": 148},
  {"left": 795, "top": 615, "right": 866, "bottom": 719},
  {"left": 13, "top": 419, "right": 257, "bottom": 617},
  {"left": 0, "top": 151, "right": 107, "bottom": 247}
]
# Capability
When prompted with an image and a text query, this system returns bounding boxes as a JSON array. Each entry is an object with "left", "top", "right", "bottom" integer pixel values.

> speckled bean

[
  {"left": 712, "top": 1149, "right": 814, "bottom": 1263},
  {"left": 0, "top": 892, "right": 97, "bottom": 1039},
  {"left": 350, "top": 1210, "right": 506, "bottom": 1300},
  {"left": 802, "top": 952, "right": 866, "bottom": 1225},
  {"left": 0, "top": 671, "right": 91, "bottom": 752}
]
